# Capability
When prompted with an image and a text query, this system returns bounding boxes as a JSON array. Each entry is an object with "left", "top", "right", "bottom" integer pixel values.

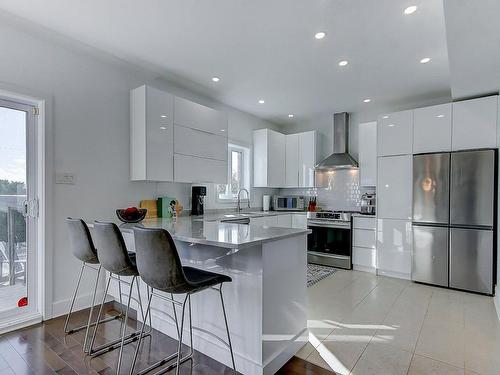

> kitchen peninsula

[{"left": 109, "top": 217, "right": 310, "bottom": 375}]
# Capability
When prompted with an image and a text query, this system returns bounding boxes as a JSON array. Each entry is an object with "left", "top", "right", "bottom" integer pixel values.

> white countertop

[{"left": 116, "top": 216, "right": 310, "bottom": 249}]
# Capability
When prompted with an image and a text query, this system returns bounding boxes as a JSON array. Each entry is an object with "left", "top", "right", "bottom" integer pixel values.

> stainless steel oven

[{"left": 307, "top": 211, "right": 352, "bottom": 269}]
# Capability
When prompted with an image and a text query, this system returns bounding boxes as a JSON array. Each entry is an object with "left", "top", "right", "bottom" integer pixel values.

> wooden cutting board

[{"left": 139, "top": 199, "right": 157, "bottom": 219}]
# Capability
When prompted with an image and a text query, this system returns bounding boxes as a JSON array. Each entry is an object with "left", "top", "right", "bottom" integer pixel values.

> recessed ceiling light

[
  {"left": 363, "top": 98, "right": 372, "bottom": 103},
  {"left": 220, "top": 129, "right": 226, "bottom": 132},
  {"left": 436, "top": 114, "right": 444, "bottom": 118},
  {"left": 382, "top": 115, "right": 389, "bottom": 119},
  {"left": 404, "top": 5, "right": 417, "bottom": 15},
  {"left": 314, "top": 32, "right": 326, "bottom": 40},
  {"left": 160, "top": 126, "right": 167, "bottom": 130},
  {"left": 288, "top": 114, "right": 294, "bottom": 118},
  {"left": 338, "top": 60, "right": 349, "bottom": 67},
  {"left": 212, "top": 76, "right": 221, "bottom": 82},
  {"left": 388, "top": 124, "right": 395, "bottom": 127},
  {"left": 161, "top": 115, "right": 167, "bottom": 118},
  {"left": 420, "top": 57, "right": 431, "bottom": 64},
  {"left": 258, "top": 99, "right": 265, "bottom": 104}
]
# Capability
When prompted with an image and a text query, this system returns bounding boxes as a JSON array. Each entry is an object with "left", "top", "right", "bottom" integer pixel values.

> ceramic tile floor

[{"left": 296, "top": 269, "right": 500, "bottom": 375}]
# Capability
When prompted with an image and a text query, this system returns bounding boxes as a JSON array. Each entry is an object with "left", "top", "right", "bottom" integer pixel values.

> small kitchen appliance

[
  {"left": 191, "top": 186, "right": 206, "bottom": 216},
  {"left": 307, "top": 210, "right": 353, "bottom": 269},
  {"left": 360, "top": 193, "right": 376, "bottom": 215},
  {"left": 262, "top": 195, "right": 270, "bottom": 211},
  {"left": 272, "top": 195, "right": 305, "bottom": 211}
]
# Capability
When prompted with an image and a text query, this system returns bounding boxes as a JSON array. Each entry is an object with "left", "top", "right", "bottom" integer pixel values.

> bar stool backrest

[
  {"left": 66, "top": 218, "right": 99, "bottom": 264},
  {"left": 92, "top": 221, "right": 138, "bottom": 276},
  {"left": 133, "top": 227, "right": 190, "bottom": 293}
]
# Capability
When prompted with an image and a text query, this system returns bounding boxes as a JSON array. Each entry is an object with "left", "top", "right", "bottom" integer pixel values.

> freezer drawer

[
  {"left": 450, "top": 149, "right": 495, "bottom": 227},
  {"left": 412, "top": 225, "right": 449, "bottom": 287},
  {"left": 449, "top": 228, "right": 493, "bottom": 294},
  {"left": 413, "top": 153, "right": 450, "bottom": 224}
]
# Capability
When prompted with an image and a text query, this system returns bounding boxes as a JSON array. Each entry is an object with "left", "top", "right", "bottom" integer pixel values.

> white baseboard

[
  {"left": 353, "top": 265, "right": 377, "bottom": 274},
  {"left": 376, "top": 269, "right": 411, "bottom": 280},
  {"left": 51, "top": 289, "right": 111, "bottom": 319},
  {"left": 0, "top": 312, "right": 42, "bottom": 335}
]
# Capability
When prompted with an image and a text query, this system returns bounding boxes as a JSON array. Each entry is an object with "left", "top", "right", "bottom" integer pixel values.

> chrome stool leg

[
  {"left": 117, "top": 276, "right": 136, "bottom": 375},
  {"left": 219, "top": 284, "right": 236, "bottom": 373}
]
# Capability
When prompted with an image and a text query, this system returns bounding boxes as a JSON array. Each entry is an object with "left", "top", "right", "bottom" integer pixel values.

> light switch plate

[{"left": 55, "top": 172, "right": 75, "bottom": 184}]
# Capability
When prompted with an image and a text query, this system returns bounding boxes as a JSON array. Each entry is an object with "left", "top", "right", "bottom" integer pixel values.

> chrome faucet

[{"left": 237, "top": 188, "right": 250, "bottom": 212}]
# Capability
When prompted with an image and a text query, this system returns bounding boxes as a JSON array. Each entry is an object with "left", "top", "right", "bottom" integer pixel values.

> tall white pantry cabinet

[{"left": 373, "top": 95, "right": 499, "bottom": 280}]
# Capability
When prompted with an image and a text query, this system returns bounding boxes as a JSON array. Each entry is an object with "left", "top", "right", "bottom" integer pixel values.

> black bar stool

[
  {"left": 64, "top": 218, "right": 122, "bottom": 353},
  {"left": 89, "top": 221, "right": 151, "bottom": 375},
  {"left": 130, "top": 227, "right": 236, "bottom": 375}
]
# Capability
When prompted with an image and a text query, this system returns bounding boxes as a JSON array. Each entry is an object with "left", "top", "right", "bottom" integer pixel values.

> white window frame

[{"left": 216, "top": 143, "right": 251, "bottom": 203}]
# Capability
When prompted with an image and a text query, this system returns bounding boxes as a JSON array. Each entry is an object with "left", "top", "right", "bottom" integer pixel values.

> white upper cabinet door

[
  {"left": 377, "top": 110, "right": 413, "bottom": 156},
  {"left": 173, "top": 154, "right": 227, "bottom": 184},
  {"left": 268, "top": 130, "right": 286, "bottom": 187},
  {"left": 174, "top": 96, "right": 228, "bottom": 135},
  {"left": 174, "top": 125, "right": 227, "bottom": 161},
  {"left": 377, "top": 219, "right": 412, "bottom": 278},
  {"left": 253, "top": 129, "right": 286, "bottom": 187},
  {"left": 452, "top": 96, "right": 498, "bottom": 150},
  {"left": 298, "top": 131, "right": 316, "bottom": 188},
  {"left": 358, "top": 122, "right": 377, "bottom": 186},
  {"left": 285, "top": 134, "right": 299, "bottom": 187},
  {"left": 377, "top": 155, "right": 412, "bottom": 220},
  {"left": 130, "top": 85, "right": 174, "bottom": 181},
  {"left": 413, "top": 103, "right": 452, "bottom": 153}
]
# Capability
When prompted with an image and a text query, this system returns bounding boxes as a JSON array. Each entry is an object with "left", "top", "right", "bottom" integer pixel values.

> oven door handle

[{"left": 307, "top": 220, "right": 351, "bottom": 229}]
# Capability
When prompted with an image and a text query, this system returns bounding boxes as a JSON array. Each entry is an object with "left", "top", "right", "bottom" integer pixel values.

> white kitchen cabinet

[
  {"left": 452, "top": 96, "right": 498, "bottom": 150},
  {"left": 174, "top": 96, "right": 228, "bottom": 135},
  {"left": 285, "top": 134, "right": 300, "bottom": 187},
  {"left": 298, "top": 131, "right": 316, "bottom": 188},
  {"left": 377, "top": 110, "right": 413, "bottom": 156},
  {"left": 353, "top": 216, "right": 377, "bottom": 230},
  {"left": 250, "top": 215, "right": 278, "bottom": 227},
  {"left": 377, "top": 155, "right": 412, "bottom": 220},
  {"left": 358, "top": 122, "right": 377, "bottom": 186},
  {"left": 174, "top": 125, "right": 227, "bottom": 161},
  {"left": 377, "top": 219, "right": 412, "bottom": 279},
  {"left": 253, "top": 129, "right": 286, "bottom": 187},
  {"left": 353, "top": 216, "right": 377, "bottom": 272},
  {"left": 353, "top": 229, "right": 376, "bottom": 248},
  {"left": 413, "top": 103, "right": 452, "bottom": 153},
  {"left": 130, "top": 85, "right": 174, "bottom": 181},
  {"left": 276, "top": 214, "right": 292, "bottom": 228},
  {"left": 291, "top": 213, "right": 308, "bottom": 229},
  {"left": 173, "top": 154, "right": 227, "bottom": 183}
]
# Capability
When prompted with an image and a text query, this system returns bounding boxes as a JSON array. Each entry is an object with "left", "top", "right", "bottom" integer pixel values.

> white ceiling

[
  {"left": 444, "top": 0, "right": 500, "bottom": 100},
  {"left": 0, "top": 1, "right": 461, "bottom": 124}
]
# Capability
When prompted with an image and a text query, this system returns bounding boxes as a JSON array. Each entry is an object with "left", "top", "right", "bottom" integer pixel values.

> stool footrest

[
  {"left": 136, "top": 352, "right": 193, "bottom": 375},
  {"left": 89, "top": 329, "right": 150, "bottom": 357},
  {"left": 65, "top": 314, "right": 121, "bottom": 334}
]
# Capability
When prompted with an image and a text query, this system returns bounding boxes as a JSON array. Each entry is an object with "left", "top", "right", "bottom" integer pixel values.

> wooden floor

[{"left": 0, "top": 305, "right": 334, "bottom": 375}]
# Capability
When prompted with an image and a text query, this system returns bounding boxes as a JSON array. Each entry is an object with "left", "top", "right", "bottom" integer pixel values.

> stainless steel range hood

[{"left": 315, "top": 112, "right": 359, "bottom": 170}]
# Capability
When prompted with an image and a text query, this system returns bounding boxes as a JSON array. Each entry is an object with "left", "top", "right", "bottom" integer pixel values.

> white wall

[{"left": 0, "top": 18, "right": 279, "bottom": 317}]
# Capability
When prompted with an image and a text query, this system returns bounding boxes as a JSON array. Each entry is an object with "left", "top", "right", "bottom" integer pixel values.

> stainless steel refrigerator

[{"left": 412, "top": 149, "right": 496, "bottom": 295}]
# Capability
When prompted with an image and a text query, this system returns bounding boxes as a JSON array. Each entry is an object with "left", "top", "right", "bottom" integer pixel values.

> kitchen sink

[{"left": 220, "top": 217, "right": 250, "bottom": 225}]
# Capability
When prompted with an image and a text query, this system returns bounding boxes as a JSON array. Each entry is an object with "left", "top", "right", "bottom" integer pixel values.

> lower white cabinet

[
  {"left": 250, "top": 215, "right": 278, "bottom": 227},
  {"left": 276, "top": 214, "right": 292, "bottom": 228},
  {"left": 291, "top": 213, "right": 308, "bottom": 229},
  {"left": 353, "top": 216, "right": 377, "bottom": 272},
  {"left": 376, "top": 218, "right": 412, "bottom": 279},
  {"left": 173, "top": 154, "right": 227, "bottom": 183}
]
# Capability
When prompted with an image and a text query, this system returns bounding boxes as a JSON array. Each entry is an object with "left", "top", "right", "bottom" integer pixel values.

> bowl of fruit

[{"left": 116, "top": 207, "right": 147, "bottom": 223}]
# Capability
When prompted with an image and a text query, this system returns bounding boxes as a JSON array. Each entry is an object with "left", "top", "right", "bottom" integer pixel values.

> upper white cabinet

[
  {"left": 174, "top": 96, "right": 227, "bottom": 135},
  {"left": 254, "top": 129, "right": 316, "bottom": 188},
  {"left": 130, "top": 85, "right": 174, "bottom": 181},
  {"left": 253, "top": 129, "right": 286, "bottom": 188},
  {"left": 377, "top": 155, "right": 412, "bottom": 220},
  {"left": 285, "top": 134, "right": 300, "bottom": 187},
  {"left": 377, "top": 110, "right": 413, "bottom": 156},
  {"left": 298, "top": 131, "right": 316, "bottom": 188},
  {"left": 413, "top": 103, "right": 452, "bottom": 153},
  {"left": 359, "top": 122, "right": 377, "bottom": 186},
  {"left": 130, "top": 85, "right": 228, "bottom": 183},
  {"left": 452, "top": 96, "right": 498, "bottom": 150}
]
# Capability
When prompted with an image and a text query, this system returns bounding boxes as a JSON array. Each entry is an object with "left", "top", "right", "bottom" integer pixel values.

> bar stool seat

[{"left": 182, "top": 266, "right": 232, "bottom": 290}]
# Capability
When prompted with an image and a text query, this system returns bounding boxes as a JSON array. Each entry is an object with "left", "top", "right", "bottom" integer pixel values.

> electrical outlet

[{"left": 55, "top": 172, "right": 75, "bottom": 185}]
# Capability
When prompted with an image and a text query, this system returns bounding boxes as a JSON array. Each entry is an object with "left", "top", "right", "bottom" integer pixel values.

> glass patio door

[{"left": 0, "top": 97, "right": 38, "bottom": 321}]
